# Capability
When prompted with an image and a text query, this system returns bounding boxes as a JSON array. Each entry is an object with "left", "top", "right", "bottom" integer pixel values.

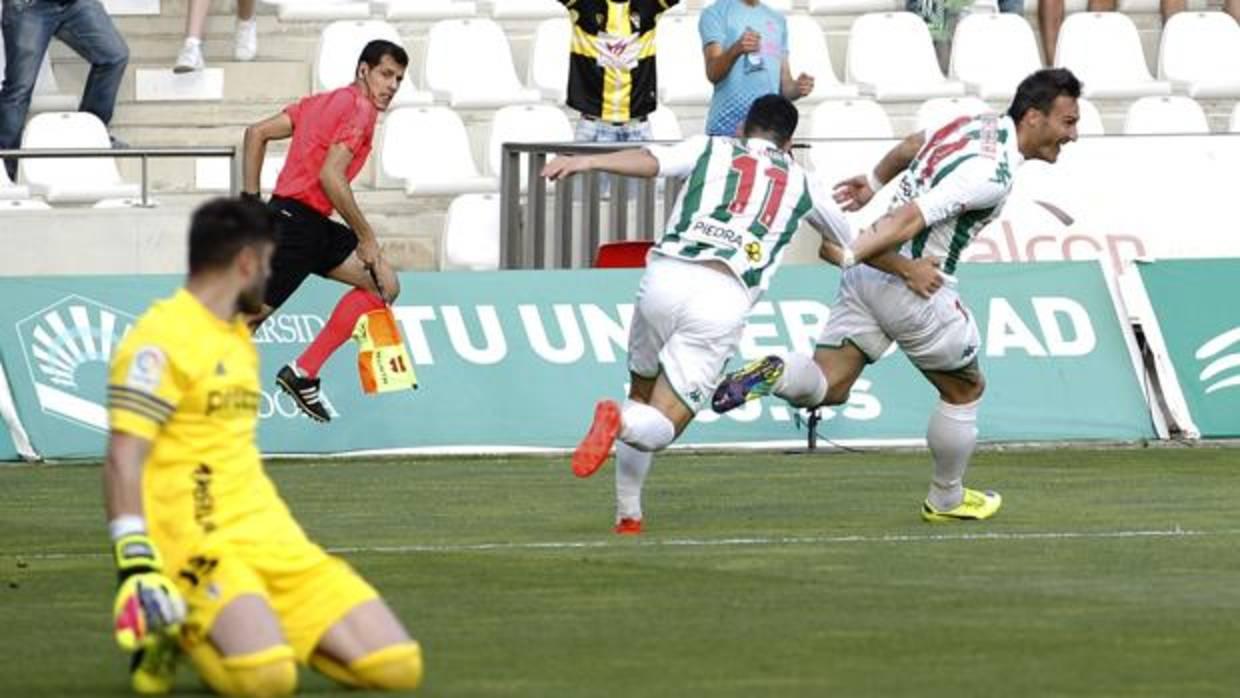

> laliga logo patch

[
  {"left": 16, "top": 295, "right": 135, "bottom": 432},
  {"left": 1195, "top": 326, "right": 1240, "bottom": 396}
]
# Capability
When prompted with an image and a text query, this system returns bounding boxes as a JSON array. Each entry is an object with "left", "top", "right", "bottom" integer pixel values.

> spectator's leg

[
  {"left": 184, "top": 0, "right": 209, "bottom": 40},
  {"left": 0, "top": 0, "right": 57, "bottom": 179},
  {"left": 1038, "top": 0, "right": 1064, "bottom": 65},
  {"left": 1159, "top": 0, "right": 1185, "bottom": 25},
  {"left": 997, "top": 0, "right": 1025, "bottom": 13},
  {"left": 54, "top": 0, "right": 129, "bottom": 128},
  {"left": 1087, "top": 0, "right": 1116, "bottom": 10},
  {"left": 1224, "top": 0, "right": 1239, "bottom": 22},
  {"left": 238, "top": 0, "right": 256, "bottom": 21}
]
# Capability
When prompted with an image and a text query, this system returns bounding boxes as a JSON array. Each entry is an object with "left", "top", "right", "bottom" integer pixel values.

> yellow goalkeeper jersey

[{"left": 108, "top": 289, "right": 301, "bottom": 567}]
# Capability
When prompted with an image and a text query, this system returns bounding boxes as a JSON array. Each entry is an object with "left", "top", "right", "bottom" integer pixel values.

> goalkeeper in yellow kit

[{"left": 103, "top": 198, "right": 423, "bottom": 696}]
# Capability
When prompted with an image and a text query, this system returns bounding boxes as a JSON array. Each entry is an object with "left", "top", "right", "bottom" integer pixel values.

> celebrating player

[
  {"left": 103, "top": 198, "right": 423, "bottom": 696},
  {"left": 241, "top": 40, "right": 407, "bottom": 423},
  {"left": 713, "top": 68, "right": 1083, "bottom": 523},
  {"left": 543, "top": 95, "right": 941, "bottom": 534}
]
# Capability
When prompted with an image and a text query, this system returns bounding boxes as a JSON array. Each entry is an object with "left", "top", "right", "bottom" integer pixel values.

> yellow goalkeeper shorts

[{"left": 171, "top": 536, "right": 379, "bottom": 662}]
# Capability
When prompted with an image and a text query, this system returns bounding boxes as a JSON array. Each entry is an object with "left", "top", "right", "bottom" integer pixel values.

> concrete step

[{"left": 53, "top": 61, "right": 313, "bottom": 104}]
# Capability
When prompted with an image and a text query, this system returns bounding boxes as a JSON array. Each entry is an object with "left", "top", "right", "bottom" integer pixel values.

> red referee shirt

[{"left": 273, "top": 84, "right": 378, "bottom": 217}]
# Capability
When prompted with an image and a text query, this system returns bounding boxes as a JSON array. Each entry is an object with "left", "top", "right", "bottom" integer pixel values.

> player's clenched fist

[{"left": 111, "top": 533, "right": 186, "bottom": 652}]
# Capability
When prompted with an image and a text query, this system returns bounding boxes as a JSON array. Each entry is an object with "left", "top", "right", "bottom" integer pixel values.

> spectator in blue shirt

[{"left": 700, "top": 0, "right": 813, "bottom": 137}]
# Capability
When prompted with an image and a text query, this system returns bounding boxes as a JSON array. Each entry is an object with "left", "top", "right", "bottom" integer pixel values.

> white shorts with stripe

[
  {"left": 818, "top": 266, "right": 980, "bottom": 372},
  {"left": 628, "top": 255, "right": 751, "bottom": 412}
]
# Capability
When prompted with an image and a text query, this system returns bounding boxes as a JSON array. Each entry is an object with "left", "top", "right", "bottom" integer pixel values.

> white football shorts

[{"left": 628, "top": 255, "right": 751, "bottom": 412}]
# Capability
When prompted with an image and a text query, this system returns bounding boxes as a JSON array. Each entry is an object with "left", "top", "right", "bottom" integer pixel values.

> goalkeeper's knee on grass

[
  {"left": 188, "top": 643, "right": 297, "bottom": 698},
  {"left": 310, "top": 642, "right": 424, "bottom": 691}
]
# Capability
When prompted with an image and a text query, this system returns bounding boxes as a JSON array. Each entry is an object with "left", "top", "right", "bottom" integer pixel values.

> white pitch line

[{"left": 7, "top": 527, "right": 1239, "bottom": 561}]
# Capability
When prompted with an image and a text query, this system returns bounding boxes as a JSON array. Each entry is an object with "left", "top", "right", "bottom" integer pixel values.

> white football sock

[
  {"left": 618, "top": 400, "right": 675, "bottom": 452},
  {"left": 926, "top": 399, "right": 980, "bottom": 511},
  {"left": 772, "top": 352, "right": 829, "bottom": 408},
  {"left": 615, "top": 441, "right": 653, "bottom": 521}
]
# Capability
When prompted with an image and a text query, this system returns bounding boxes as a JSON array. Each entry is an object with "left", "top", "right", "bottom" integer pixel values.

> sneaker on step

[
  {"left": 711, "top": 355, "right": 784, "bottom": 414},
  {"left": 921, "top": 488, "right": 1002, "bottom": 523},
  {"left": 235, "top": 17, "right": 258, "bottom": 61},
  {"left": 173, "top": 39, "right": 204, "bottom": 73},
  {"left": 276, "top": 364, "right": 331, "bottom": 423}
]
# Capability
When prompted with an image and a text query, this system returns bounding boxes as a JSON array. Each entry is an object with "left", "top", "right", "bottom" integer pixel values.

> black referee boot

[{"left": 276, "top": 364, "right": 332, "bottom": 423}]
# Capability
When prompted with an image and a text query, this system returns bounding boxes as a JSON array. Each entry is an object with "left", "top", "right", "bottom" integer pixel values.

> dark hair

[
  {"left": 1007, "top": 68, "right": 1082, "bottom": 124},
  {"left": 742, "top": 94, "right": 800, "bottom": 147},
  {"left": 358, "top": 39, "right": 409, "bottom": 70},
  {"left": 188, "top": 197, "right": 278, "bottom": 275}
]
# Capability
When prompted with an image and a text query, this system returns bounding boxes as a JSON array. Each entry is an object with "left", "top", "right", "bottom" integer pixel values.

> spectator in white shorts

[{"left": 713, "top": 68, "right": 1084, "bottom": 524}]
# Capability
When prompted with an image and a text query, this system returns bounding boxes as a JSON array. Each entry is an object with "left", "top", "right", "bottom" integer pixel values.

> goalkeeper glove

[{"left": 112, "top": 532, "right": 187, "bottom": 653}]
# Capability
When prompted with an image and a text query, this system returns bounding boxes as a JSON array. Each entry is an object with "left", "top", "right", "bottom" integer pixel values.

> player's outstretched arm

[
  {"left": 242, "top": 112, "right": 292, "bottom": 197},
  {"left": 834, "top": 132, "right": 925, "bottom": 211},
  {"left": 103, "top": 432, "right": 187, "bottom": 653},
  {"left": 542, "top": 149, "right": 661, "bottom": 181}
]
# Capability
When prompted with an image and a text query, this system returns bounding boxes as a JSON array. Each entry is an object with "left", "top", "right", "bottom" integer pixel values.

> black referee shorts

[{"left": 264, "top": 196, "right": 359, "bottom": 309}]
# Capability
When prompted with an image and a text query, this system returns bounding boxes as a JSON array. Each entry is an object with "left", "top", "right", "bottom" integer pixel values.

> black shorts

[{"left": 265, "top": 196, "right": 358, "bottom": 309}]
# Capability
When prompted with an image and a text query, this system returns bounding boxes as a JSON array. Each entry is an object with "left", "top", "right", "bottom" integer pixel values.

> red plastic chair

[{"left": 593, "top": 240, "right": 655, "bottom": 268}]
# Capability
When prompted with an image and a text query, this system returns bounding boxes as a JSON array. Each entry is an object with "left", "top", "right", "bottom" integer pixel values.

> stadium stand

[
  {"left": 424, "top": 18, "right": 541, "bottom": 108},
  {"left": 1076, "top": 96, "right": 1107, "bottom": 135},
  {"left": 2, "top": 0, "right": 1233, "bottom": 273},
  {"left": 1232, "top": 103, "right": 1240, "bottom": 132},
  {"left": 486, "top": 103, "right": 573, "bottom": 184},
  {"left": 314, "top": 20, "right": 431, "bottom": 105},
  {"left": 489, "top": 0, "right": 566, "bottom": 20},
  {"left": 914, "top": 95, "right": 991, "bottom": 131},
  {"left": 527, "top": 17, "right": 570, "bottom": 102},
  {"left": 648, "top": 106, "right": 685, "bottom": 142},
  {"left": 786, "top": 13, "right": 860, "bottom": 101}
]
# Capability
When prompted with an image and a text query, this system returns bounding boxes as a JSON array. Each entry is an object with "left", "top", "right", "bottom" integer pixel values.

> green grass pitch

[{"left": 2, "top": 446, "right": 1238, "bottom": 697}]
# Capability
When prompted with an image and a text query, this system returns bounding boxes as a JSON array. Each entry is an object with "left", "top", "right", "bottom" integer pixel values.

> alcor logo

[
  {"left": 16, "top": 295, "right": 135, "bottom": 432},
  {"left": 1195, "top": 326, "right": 1240, "bottom": 396}
]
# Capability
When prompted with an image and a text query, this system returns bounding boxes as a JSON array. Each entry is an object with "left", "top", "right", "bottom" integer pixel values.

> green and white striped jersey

[
  {"left": 894, "top": 113, "right": 1024, "bottom": 277},
  {"left": 650, "top": 135, "right": 850, "bottom": 298}
]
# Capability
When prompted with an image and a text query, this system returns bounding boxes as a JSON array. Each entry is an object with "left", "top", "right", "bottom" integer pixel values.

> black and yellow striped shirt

[{"left": 562, "top": 0, "right": 679, "bottom": 122}]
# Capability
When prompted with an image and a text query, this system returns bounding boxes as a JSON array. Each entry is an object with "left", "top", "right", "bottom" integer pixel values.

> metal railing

[
  {"left": 499, "top": 141, "right": 688, "bottom": 270},
  {"left": 0, "top": 146, "right": 239, "bottom": 207},
  {"left": 499, "top": 141, "right": 832, "bottom": 270}
]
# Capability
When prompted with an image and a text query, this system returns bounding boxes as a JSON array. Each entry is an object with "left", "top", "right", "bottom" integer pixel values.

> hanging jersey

[
  {"left": 565, "top": 0, "right": 678, "bottom": 122},
  {"left": 649, "top": 135, "right": 851, "bottom": 300},
  {"left": 893, "top": 113, "right": 1024, "bottom": 277}
]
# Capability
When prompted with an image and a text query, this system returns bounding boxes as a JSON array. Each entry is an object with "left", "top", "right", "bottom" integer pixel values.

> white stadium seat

[
  {"left": 1055, "top": 13, "right": 1171, "bottom": 98},
  {"left": 441, "top": 193, "right": 501, "bottom": 270},
  {"left": 487, "top": 104, "right": 574, "bottom": 179},
  {"left": 1076, "top": 97, "right": 1105, "bottom": 136},
  {"left": 381, "top": 0, "right": 477, "bottom": 20},
  {"left": 1231, "top": 103, "right": 1240, "bottom": 133},
  {"left": 268, "top": 0, "right": 370, "bottom": 21},
  {"left": 1122, "top": 96, "right": 1210, "bottom": 135},
  {"left": 490, "top": 0, "right": 566, "bottom": 19},
  {"left": 809, "top": 0, "right": 902, "bottom": 14},
  {"left": 846, "top": 12, "right": 966, "bottom": 100},
  {"left": 0, "top": 163, "right": 31, "bottom": 201},
  {"left": 1157, "top": 12, "right": 1240, "bottom": 99},
  {"left": 424, "top": 19, "right": 541, "bottom": 108},
  {"left": 949, "top": 12, "right": 1042, "bottom": 100},
  {"left": 377, "top": 106, "right": 498, "bottom": 195},
  {"left": 19, "top": 112, "right": 140, "bottom": 204},
  {"left": 809, "top": 98, "right": 894, "bottom": 139},
  {"left": 656, "top": 15, "right": 714, "bottom": 105},
  {"left": 786, "top": 14, "right": 860, "bottom": 101},
  {"left": 314, "top": 21, "right": 431, "bottom": 106},
  {"left": 528, "top": 17, "right": 571, "bottom": 101},
  {"left": 915, "top": 96, "right": 991, "bottom": 132},
  {"left": 648, "top": 106, "right": 683, "bottom": 141}
]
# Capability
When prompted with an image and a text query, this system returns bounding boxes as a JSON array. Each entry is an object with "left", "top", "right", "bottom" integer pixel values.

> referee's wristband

[{"left": 839, "top": 247, "right": 857, "bottom": 269}]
